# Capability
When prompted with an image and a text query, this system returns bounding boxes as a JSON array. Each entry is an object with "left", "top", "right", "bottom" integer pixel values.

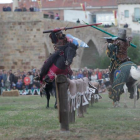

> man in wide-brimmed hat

[{"left": 105, "top": 28, "right": 132, "bottom": 84}]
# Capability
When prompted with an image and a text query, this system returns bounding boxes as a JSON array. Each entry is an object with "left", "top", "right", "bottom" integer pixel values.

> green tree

[
  {"left": 88, "top": 52, "right": 110, "bottom": 69},
  {"left": 88, "top": 35, "right": 140, "bottom": 69},
  {"left": 128, "top": 36, "right": 140, "bottom": 65}
]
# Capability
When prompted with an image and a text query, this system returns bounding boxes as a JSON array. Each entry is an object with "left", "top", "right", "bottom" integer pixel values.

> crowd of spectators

[
  {"left": 70, "top": 67, "right": 110, "bottom": 93},
  {"left": 0, "top": 67, "right": 110, "bottom": 95},
  {"left": 0, "top": 69, "right": 40, "bottom": 95},
  {"left": 2, "top": 5, "right": 12, "bottom": 11},
  {"left": 2, "top": 5, "right": 40, "bottom": 12},
  {"left": 14, "top": 5, "right": 40, "bottom": 12}
]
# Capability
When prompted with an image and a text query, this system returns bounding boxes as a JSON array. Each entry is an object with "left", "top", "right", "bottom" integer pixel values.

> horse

[
  {"left": 39, "top": 42, "right": 78, "bottom": 108},
  {"left": 108, "top": 61, "right": 140, "bottom": 108}
]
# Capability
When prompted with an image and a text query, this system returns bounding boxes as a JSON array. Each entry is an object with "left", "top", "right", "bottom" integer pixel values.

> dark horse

[{"left": 39, "top": 42, "right": 78, "bottom": 108}]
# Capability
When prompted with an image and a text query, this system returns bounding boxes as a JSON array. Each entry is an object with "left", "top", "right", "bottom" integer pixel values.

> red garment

[
  {"left": 24, "top": 77, "right": 30, "bottom": 85},
  {"left": 42, "top": 64, "right": 72, "bottom": 81},
  {"left": 98, "top": 72, "right": 102, "bottom": 79}
]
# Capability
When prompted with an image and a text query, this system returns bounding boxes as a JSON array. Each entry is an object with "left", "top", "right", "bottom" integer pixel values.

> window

[
  {"left": 134, "top": 8, "right": 140, "bottom": 21},
  {"left": 124, "top": 10, "right": 129, "bottom": 18},
  {"left": 32, "top": 0, "right": 37, "bottom": 1}
]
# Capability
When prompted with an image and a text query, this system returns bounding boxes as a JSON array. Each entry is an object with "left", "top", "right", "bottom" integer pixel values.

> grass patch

[{"left": 0, "top": 94, "right": 140, "bottom": 140}]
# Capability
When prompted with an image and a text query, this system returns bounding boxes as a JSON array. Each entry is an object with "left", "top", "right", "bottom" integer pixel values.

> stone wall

[
  {"left": 0, "top": 12, "right": 132, "bottom": 71},
  {"left": 0, "top": 12, "right": 44, "bottom": 71}
]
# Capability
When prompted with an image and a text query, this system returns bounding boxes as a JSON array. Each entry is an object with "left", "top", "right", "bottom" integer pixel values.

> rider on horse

[
  {"left": 34, "top": 29, "right": 72, "bottom": 83},
  {"left": 106, "top": 29, "right": 132, "bottom": 84},
  {"left": 105, "top": 29, "right": 134, "bottom": 101}
]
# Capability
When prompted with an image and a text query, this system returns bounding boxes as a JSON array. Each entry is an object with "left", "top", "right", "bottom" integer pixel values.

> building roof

[
  {"left": 0, "top": 0, "right": 117, "bottom": 11},
  {"left": 117, "top": 0, "right": 140, "bottom": 4},
  {"left": 40, "top": 0, "right": 118, "bottom": 8}
]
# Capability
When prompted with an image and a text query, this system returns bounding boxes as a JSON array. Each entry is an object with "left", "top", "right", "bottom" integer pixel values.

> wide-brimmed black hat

[
  {"left": 117, "top": 28, "right": 127, "bottom": 41},
  {"left": 55, "top": 28, "right": 63, "bottom": 35}
]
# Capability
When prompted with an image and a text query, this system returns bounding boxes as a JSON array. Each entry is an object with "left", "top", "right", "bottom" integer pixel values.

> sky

[{"left": 0, "top": 0, "right": 12, "bottom": 3}]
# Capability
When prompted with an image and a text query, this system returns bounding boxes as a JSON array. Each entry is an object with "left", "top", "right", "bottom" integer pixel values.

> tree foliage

[
  {"left": 128, "top": 36, "right": 140, "bottom": 65},
  {"left": 88, "top": 52, "right": 110, "bottom": 69},
  {"left": 88, "top": 35, "right": 140, "bottom": 69}
]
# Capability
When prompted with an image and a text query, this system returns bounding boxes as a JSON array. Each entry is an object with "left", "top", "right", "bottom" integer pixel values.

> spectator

[
  {"left": 22, "top": 89, "right": 27, "bottom": 95},
  {"left": 3, "top": 6, "right": 7, "bottom": 11},
  {"left": 21, "top": 71, "right": 26, "bottom": 80},
  {"left": 77, "top": 70, "right": 83, "bottom": 79},
  {"left": 18, "top": 6, "right": 22, "bottom": 12},
  {"left": 2, "top": 70, "right": 7, "bottom": 88},
  {"left": 34, "top": 7, "right": 39, "bottom": 12},
  {"left": 9, "top": 70, "right": 15, "bottom": 89},
  {"left": 55, "top": 13, "right": 60, "bottom": 20},
  {"left": 16, "top": 79, "right": 23, "bottom": 90},
  {"left": 91, "top": 71, "right": 98, "bottom": 82},
  {"left": 0, "top": 70, "right": 3, "bottom": 95},
  {"left": 12, "top": 84, "right": 16, "bottom": 90},
  {"left": 14, "top": 7, "right": 18, "bottom": 12},
  {"left": 32, "top": 67, "right": 36, "bottom": 74},
  {"left": 76, "top": 19, "right": 80, "bottom": 23},
  {"left": 5, "top": 72, "right": 10, "bottom": 90},
  {"left": 31, "top": 84, "right": 38, "bottom": 90},
  {"left": 90, "top": 70, "right": 99, "bottom": 89},
  {"left": 24, "top": 73, "right": 30, "bottom": 90},
  {"left": 6, "top": 5, "right": 12, "bottom": 11},
  {"left": 13, "top": 72, "right": 18, "bottom": 85},
  {"left": 98, "top": 70, "right": 102, "bottom": 80},
  {"left": 98, "top": 70, "right": 102, "bottom": 85},
  {"left": 28, "top": 72, "right": 33, "bottom": 89},
  {"left": 29, "top": 5, "right": 34, "bottom": 12},
  {"left": 22, "top": 7, "right": 27, "bottom": 11},
  {"left": 124, "top": 23, "right": 128, "bottom": 28},
  {"left": 71, "top": 71, "right": 77, "bottom": 80},
  {"left": 83, "top": 70, "right": 88, "bottom": 78}
]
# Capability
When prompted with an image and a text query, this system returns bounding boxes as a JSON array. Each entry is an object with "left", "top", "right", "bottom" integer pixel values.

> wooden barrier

[
  {"left": 56, "top": 75, "right": 101, "bottom": 131},
  {"left": 56, "top": 75, "right": 69, "bottom": 131}
]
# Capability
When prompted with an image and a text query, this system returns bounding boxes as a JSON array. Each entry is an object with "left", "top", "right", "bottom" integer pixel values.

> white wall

[
  {"left": 64, "top": 10, "right": 91, "bottom": 24},
  {"left": 96, "top": 13, "right": 115, "bottom": 25},
  {"left": 118, "top": 4, "right": 140, "bottom": 32},
  {"left": 64, "top": 10, "right": 115, "bottom": 25}
]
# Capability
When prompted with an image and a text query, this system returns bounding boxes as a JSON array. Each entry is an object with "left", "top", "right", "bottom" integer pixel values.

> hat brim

[{"left": 103, "top": 37, "right": 118, "bottom": 40}]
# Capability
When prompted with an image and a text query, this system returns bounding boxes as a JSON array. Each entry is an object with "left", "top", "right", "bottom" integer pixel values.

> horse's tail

[{"left": 130, "top": 66, "right": 140, "bottom": 85}]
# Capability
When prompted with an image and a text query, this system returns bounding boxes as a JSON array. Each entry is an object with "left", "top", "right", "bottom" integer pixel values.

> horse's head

[{"left": 64, "top": 43, "right": 78, "bottom": 65}]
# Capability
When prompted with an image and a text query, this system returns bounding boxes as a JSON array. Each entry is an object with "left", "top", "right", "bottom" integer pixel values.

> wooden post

[
  {"left": 78, "top": 95, "right": 84, "bottom": 117},
  {"left": 69, "top": 99, "right": 75, "bottom": 123},
  {"left": 56, "top": 75, "right": 69, "bottom": 131}
]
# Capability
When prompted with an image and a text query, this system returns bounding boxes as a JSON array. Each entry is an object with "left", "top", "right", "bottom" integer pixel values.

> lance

[
  {"left": 43, "top": 23, "right": 102, "bottom": 34},
  {"left": 83, "top": 21, "right": 137, "bottom": 48}
]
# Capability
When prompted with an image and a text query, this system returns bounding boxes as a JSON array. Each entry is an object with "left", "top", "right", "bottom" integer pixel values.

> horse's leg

[
  {"left": 133, "top": 85, "right": 137, "bottom": 108},
  {"left": 114, "top": 101, "right": 119, "bottom": 107},
  {"left": 54, "top": 89, "right": 57, "bottom": 109},
  {"left": 46, "top": 91, "right": 50, "bottom": 108},
  {"left": 53, "top": 81, "right": 57, "bottom": 109},
  {"left": 123, "top": 84, "right": 128, "bottom": 108}
]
